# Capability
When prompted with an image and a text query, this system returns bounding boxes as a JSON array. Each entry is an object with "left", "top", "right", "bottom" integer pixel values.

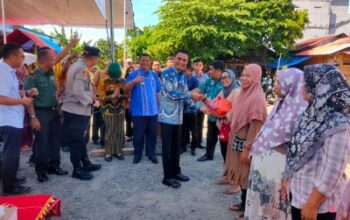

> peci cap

[{"left": 82, "top": 46, "right": 100, "bottom": 57}]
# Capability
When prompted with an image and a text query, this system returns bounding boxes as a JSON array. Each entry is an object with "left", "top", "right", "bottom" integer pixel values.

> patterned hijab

[
  {"left": 251, "top": 68, "right": 308, "bottom": 155},
  {"left": 284, "top": 64, "right": 350, "bottom": 179},
  {"left": 222, "top": 69, "right": 240, "bottom": 98},
  {"left": 230, "top": 64, "right": 267, "bottom": 132}
]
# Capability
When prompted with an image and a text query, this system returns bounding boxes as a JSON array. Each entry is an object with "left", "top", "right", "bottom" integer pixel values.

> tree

[
  {"left": 127, "top": 26, "right": 154, "bottom": 61},
  {"left": 127, "top": 0, "right": 308, "bottom": 62},
  {"left": 95, "top": 38, "right": 125, "bottom": 65},
  {"left": 50, "top": 27, "right": 91, "bottom": 54}
]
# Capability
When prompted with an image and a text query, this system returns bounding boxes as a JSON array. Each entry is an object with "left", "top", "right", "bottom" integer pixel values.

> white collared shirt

[{"left": 0, "top": 60, "right": 24, "bottom": 128}]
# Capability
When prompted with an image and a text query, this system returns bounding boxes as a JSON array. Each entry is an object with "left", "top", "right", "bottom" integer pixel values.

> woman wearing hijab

[
  {"left": 97, "top": 63, "right": 126, "bottom": 162},
  {"left": 244, "top": 68, "right": 308, "bottom": 220},
  {"left": 214, "top": 70, "right": 242, "bottom": 193},
  {"left": 227, "top": 64, "right": 267, "bottom": 215},
  {"left": 285, "top": 64, "right": 350, "bottom": 220},
  {"left": 203, "top": 69, "right": 240, "bottom": 161}
]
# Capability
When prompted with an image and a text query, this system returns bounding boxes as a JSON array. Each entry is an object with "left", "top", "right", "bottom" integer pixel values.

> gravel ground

[{"left": 8, "top": 140, "right": 241, "bottom": 220}]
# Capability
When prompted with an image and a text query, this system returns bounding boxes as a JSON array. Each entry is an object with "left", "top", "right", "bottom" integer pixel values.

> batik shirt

[
  {"left": 184, "top": 75, "right": 199, "bottom": 115},
  {"left": 199, "top": 77, "right": 224, "bottom": 122},
  {"left": 158, "top": 66, "right": 191, "bottom": 125}
]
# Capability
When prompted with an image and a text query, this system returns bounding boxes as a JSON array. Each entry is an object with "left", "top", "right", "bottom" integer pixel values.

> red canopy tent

[{"left": 0, "top": 28, "right": 62, "bottom": 54}]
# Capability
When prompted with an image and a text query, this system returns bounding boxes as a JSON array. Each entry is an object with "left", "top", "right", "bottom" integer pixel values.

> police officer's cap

[{"left": 82, "top": 46, "right": 100, "bottom": 57}]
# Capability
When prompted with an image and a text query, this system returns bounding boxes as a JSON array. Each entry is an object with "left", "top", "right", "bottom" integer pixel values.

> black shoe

[
  {"left": 197, "top": 145, "right": 205, "bottom": 149},
  {"left": 175, "top": 173, "right": 190, "bottom": 182},
  {"left": 105, "top": 156, "right": 113, "bottom": 162},
  {"left": 83, "top": 163, "right": 101, "bottom": 172},
  {"left": 92, "top": 139, "right": 99, "bottom": 145},
  {"left": 62, "top": 145, "right": 70, "bottom": 152},
  {"left": 133, "top": 157, "right": 141, "bottom": 164},
  {"left": 149, "top": 156, "right": 158, "bottom": 164},
  {"left": 28, "top": 156, "right": 35, "bottom": 166},
  {"left": 115, "top": 154, "right": 125, "bottom": 161},
  {"left": 15, "top": 176, "right": 26, "bottom": 186},
  {"left": 72, "top": 169, "right": 94, "bottom": 180},
  {"left": 180, "top": 148, "right": 187, "bottom": 155},
  {"left": 126, "top": 136, "right": 132, "bottom": 142},
  {"left": 47, "top": 167, "right": 69, "bottom": 175},
  {"left": 162, "top": 178, "right": 181, "bottom": 188},
  {"left": 37, "top": 173, "right": 49, "bottom": 183},
  {"left": 191, "top": 149, "right": 196, "bottom": 156},
  {"left": 197, "top": 154, "right": 213, "bottom": 162},
  {"left": 3, "top": 186, "right": 32, "bottom": 196},
  {"left": 100, "top": 140, "right": 105, "bottom": 147}
]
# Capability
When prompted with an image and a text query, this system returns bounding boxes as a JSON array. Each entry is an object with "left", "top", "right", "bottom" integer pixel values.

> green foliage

[
  {"left": 127, "top": 0, "right": 308, "bottom": 62},
  {"left": 50, "top": 27, "right": 92, "bottom": 54}
]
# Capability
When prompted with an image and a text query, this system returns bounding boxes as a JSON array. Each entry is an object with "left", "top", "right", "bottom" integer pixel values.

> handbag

[{"left": 219, "top": 123, "right": 230, "bottom": 142}]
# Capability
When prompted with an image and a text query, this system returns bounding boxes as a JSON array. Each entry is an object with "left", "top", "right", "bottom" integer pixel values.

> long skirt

[
  {"left": 102, "top": 110, "right": 125, "bottom": 155},
  {"left": 244, "top": 149, "right": 291, "bottom": 220}
]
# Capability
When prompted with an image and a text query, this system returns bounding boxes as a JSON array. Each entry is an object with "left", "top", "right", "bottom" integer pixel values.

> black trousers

[
  {"left": 291, "top": 206, "right": 336, "bottom": 220},
  {"left": 125, "top": 108, "right": 133, "bottom": 138},
  {"left": 0, "top": 126, "right": 22, "bottom": 192},
  {"left": 219, "top": 141, "right": 228, "bottom": 163},
  {"left": 161, "top": 123, "right": 181, "bottom": 180},
  {"left": 92, "top": 107, "right": 105, "bottom": 144},
  {"left": 132, "top": 116, "right": 157, "bottom": 159},
  {"left": 205, "top": 120, "right": 219, "bottom": 159},
  {"left": 181, "top": 113, "right": 198, "bottom": 151},
  {"left": 34, "top": 108, "right": 61, "bottom": 174},
  {"left": 63, "top": 111, "right": 90, "bottom": 169},
  {"left": 196, "top": 111, "right": 205, "bottom": 146}
]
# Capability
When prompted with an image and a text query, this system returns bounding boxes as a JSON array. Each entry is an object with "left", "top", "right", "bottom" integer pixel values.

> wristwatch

[{"left": 30, "top": 114, "right": 36, "bottom": 119}]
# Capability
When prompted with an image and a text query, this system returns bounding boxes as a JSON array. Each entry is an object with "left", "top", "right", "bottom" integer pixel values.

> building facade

[{"left": 294, "top": 0, "right": 350, "bottom": 38}]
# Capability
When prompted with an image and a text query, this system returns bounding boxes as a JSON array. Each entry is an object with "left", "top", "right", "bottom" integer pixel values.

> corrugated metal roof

[
  {"left": 295, "top": 33, "right": 348, "bottom": 52},
  {"left": 296, "top": 37, "right": 350, "bottom": 56}
]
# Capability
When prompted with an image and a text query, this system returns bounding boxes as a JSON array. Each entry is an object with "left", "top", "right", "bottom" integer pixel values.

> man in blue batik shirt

[
  {"left": 158, "top": 50, "right": 203, "bottom": 188},
  {"left": 125, "top": 54, "right": 161, "bottom": 164}
]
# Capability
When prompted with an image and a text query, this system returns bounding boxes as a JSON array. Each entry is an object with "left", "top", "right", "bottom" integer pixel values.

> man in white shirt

[{"left": 0, "top": 43, "right": 33, "bottom": 195}]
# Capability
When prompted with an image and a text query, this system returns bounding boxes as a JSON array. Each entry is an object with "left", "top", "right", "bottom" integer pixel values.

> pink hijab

[{"left": 230, "top": 64, "right": 267, "bottom": 132}]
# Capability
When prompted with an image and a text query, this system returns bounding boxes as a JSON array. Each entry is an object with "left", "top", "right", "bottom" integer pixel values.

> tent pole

[
  {"left": 109, "top": 0, "right": 115, "bottom": 61},
  {"left": 123, "top": 0, "right": 126, "bottom": 67},
  {"left": 1, "top": 0, "right": 6, "bottom": 43}
]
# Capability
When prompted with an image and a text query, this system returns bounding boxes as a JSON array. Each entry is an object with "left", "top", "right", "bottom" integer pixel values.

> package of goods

[{"left": 207, "top": 96, "right": 232, "bottom": 116}]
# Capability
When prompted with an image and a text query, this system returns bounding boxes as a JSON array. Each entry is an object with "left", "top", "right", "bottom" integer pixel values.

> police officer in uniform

[
  {"left": 24, "top": 48, "right": 68, "bottom": 183},
  {"left": 62, "top": 46, "right": 101, "bottom": 180}
]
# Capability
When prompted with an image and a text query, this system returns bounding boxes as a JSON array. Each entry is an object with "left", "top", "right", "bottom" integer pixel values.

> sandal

[
  {"left": 229, "top": 203, "right": 244, "bottom": 212},
  {"left": 224, "top": 186, "right": 241, "bottom": 194}
]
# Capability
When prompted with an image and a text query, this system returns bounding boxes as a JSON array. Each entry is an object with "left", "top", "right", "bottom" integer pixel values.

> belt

[{"left": 35, "top": 106, "right": 57, "bottom": 111}]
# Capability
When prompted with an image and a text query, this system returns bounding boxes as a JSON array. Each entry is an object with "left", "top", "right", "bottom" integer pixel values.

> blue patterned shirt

[
  {"left": 126, "top": 69, "right": 161, "bottom": 116},
  {"left": 184, "top": 75, "right": 199, "bottom": 114},
  {"left": 192, "top": 71, "right": 209, "bottom": 110},
  {"left": 199, "top": 77, "right": 224, "bottom": 122},
  {"left": 158, "top": 67, "right": 191, "bottom": 125}
]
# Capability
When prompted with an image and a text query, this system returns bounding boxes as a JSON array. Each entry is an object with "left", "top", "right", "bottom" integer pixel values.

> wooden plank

[{"left": 91, "top": 147, "right": 134, "bottom": 157}]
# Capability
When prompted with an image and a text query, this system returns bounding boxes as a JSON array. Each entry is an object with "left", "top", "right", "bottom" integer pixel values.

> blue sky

[{"left": 26, "top": 0, "right": 161, "bottom": 43}]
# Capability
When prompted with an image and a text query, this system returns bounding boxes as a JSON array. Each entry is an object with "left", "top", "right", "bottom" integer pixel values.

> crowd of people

[{"left": 0, "top": 38, "right": 349, "bottom": 220}]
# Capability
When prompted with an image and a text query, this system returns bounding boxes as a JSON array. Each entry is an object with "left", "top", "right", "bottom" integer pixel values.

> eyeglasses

[{"left": 221, "top": 76, "right": 230, "bottom": 80}]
